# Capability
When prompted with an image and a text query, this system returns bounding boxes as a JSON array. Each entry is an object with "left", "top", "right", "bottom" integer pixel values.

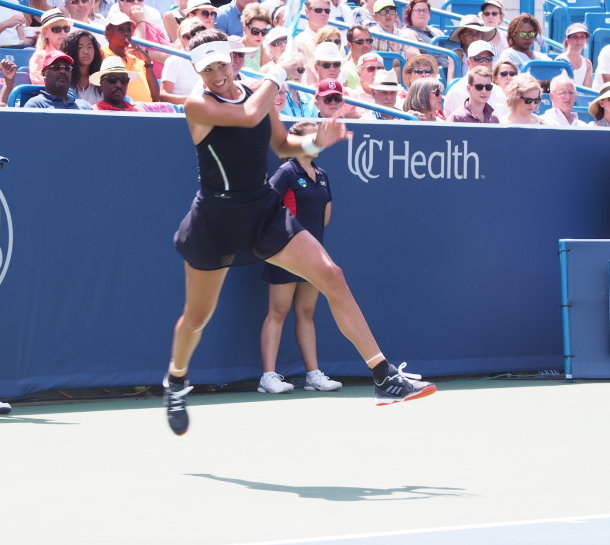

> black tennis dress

[
  {"left": 174, "top": 84, "right": 304, "bottom": 271},
  {"left": 262, "top": 158, "right": 332, "bottom": 284}
]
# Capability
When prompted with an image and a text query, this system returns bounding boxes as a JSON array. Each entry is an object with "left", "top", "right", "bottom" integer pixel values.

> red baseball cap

[
  {"left": 42, "top": 50, "right": 74, "bottom": 71},
  {"left": 316, "top": 79, "right": 343, "bottom": 98}
]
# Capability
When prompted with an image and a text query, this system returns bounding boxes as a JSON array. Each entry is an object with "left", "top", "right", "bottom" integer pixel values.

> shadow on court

[
  {"left": 0, "top": 415, "right": 77, "bottom": 425},
  {"left": 186, "top": 473, "right": 470, "bottom": 502}
]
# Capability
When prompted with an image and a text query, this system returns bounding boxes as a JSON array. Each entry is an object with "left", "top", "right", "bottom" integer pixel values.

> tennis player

[{"left": 165, "top": 29, "right": 436, "bottom": 436}]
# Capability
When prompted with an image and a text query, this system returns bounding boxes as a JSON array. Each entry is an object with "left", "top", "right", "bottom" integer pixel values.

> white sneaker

[
  {"left": 0, "top": 401, "right": 12, "bottom": 415},
  {"left": 304, "top": 370, "right": 342, "bottom": 392},
  {"left": 257, "top": 373, "right": 294, "bottom": 394}
]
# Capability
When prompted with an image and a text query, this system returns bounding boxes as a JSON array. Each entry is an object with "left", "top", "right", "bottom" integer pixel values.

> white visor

[{"left": 190, "top": 41, "right": 232, "bottom": 73}]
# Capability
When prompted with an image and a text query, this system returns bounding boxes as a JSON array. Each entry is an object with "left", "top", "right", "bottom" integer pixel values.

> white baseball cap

[
  {"left": 356, "top": 52, "right": 384, "bottom": 69},
  {"left": 190, "top": 40, "right": 232, "bottom": 72},
  {"left": 468, "top": 40, "right": 494, "bottom": 58}
]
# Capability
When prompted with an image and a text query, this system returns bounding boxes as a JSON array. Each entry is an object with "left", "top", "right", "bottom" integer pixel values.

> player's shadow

[
  {"left": 0, "top": 416, "right": 76, "bottom": 425},
  {"left": 187, "top": 473, "right": 469, "bottom": 502}
]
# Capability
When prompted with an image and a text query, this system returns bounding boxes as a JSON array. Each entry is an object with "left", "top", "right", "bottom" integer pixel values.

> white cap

[
  {"left": 566, "top": 23, "right": 591, "bottom": 38},
  {"left": 370, "top": 69, "right": 403, "bottom": 91},
  {"left": 190, "top": 40, "right": 232, "bottom": 72},
  {"left": 228, "top": 35, "right": 258, "bottom": 53},
  {"left": 264, "top": 26, "right": 289, "bottom": 47},
  {"left": 184, "top": 0, "right": 217, "bottom": 16},
  {"left": 356, "top": 52, "right": 384, "bottom": 69},
  {"left": 105, "top": 13, "right": 135, "bottom": 28},
  {"left": 468, "top": 40, "right": 494, "bottom": 58}
]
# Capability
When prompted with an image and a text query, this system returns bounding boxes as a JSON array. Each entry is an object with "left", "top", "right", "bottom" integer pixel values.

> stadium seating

[
  {"left": 522, "top": 59, "right": 574, "bottom": 79},
  {"left": 589, "top": 28, "right": 610, "bottom": 69},
  {"left": 538, "top": 92, "right": 553, "bottom": 114},
  {"left": 440, "top": 0, "right": 482, "bottom": 16},
  {"left": 7, "top": 84, "right": 44, "bottom": 107},
  {"left": 0, "top": 48, "right": 35, "bottom": 70},
  {"left": 378, "top": 51, "right": 406, "bottom": 86}
]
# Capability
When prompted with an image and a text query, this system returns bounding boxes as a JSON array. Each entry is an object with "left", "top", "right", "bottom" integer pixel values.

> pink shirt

[{"left": 144, "top": 21, "right": 172, "bottom": 79}]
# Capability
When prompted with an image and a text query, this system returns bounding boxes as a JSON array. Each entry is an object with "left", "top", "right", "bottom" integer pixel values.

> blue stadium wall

[{"left": 1, "top": 110, "right": 609, "bottom": 398}]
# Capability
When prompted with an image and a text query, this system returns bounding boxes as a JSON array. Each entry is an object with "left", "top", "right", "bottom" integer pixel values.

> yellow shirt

[
  {"left": 102, "top": 47, "right": 152, "bottom": 103},
  {"left": 294, "top": 26, "right": 317, "bottom": 59}
]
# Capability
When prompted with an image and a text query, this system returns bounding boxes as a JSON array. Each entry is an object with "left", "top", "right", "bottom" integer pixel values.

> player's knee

[
  {"left": 295, "top": 305, "right": 316, "bottom": 322},
  {"left": 268, "top": 305, "right": 291, "bottom": 323},
  {"left": 325, "top": 264, "right": 346, "bottom": 290},
  {"left": 183, "top": 308, "right": 211, "bottom": 332}
]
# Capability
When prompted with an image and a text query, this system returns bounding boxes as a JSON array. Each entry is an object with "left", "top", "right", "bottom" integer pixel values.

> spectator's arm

[
  {"left": 163, "top": 11, "right": 179, "bottom": 43},
  {"left": 584, "top": 58, "right": 593, "bottom": 89},
  {"left": 602, "top": 74, "right": 610, "bottom": 85},
  {"left": 400, "top": 29, "right": 423, "bottom": 60},
  {"left": 0, "top": 13, "right": 27, "bottom": 34},
  {"left": 132, "top": 8, "right": 171, "bottom": 65},
  {"left": 160, "top": 80, "right": 187, "bottom": 105},
  {"left": 446, "top": 56, "right": 455, "bottom": 82},
  {"left": 127, "top": 45, "right": 161, "bottom": 101},
  {"left": 0, "top": 60, "right": 17, "bottom": 106}
]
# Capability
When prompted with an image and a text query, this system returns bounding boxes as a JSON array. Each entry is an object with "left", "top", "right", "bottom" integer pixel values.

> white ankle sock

[
  {"left": 306, "top": 370, "right": 320, "bottom": 379},
  {"left": 263, "top": 372, "right": 275, "bottom": 378}
]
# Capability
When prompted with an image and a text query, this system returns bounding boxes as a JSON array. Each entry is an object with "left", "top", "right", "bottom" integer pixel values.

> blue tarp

[{"left": 1, "top": 111, "right": 609, "bottom": 398}]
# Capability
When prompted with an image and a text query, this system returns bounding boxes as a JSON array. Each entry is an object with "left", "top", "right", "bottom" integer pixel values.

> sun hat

[
  {"left": 315, "top": 78, "right": 344, "bottom": 98},
  {"left": 370, "top": 69, "right": 403, "bottom": 91},
  {"left": 566, "top": 23, "right": 591, "bottom": 39},
  {"left": 190, "top": 40, "right": 232, "bottom": 72},
  {"left": 264, "top": 26, "right": 289, "bottom": 47},
  {"left": 404, "top": 54, "right": 438, "bottom": 75},
  {"left": 228, "top": 35, "right": 258, "bottom": 53},
  {"left": 89, "top": 56, "right": 140, "bottom": 86},
  {"left": 467, "top": 39, "right": 495, "bottom": 58},
  {"left": 373, "top": 0, "right": 396, "bottom": 13},
  {"left": 588, "top": 81, "right": 610, "bottom": 117},
  {"left": 40, "top": 8, "right": 73, "bottom": 30},
  {"left": 184, "top": 0, "right": 218, "bottom": 16},
  {"left": 356, "top": 51, "right": 384, "bottom": 69},
  {"left": 449, "top": 14, "right": 496, "bottom": 42},
  {"left": 41, "top": 50, "right": 73, "bottom": 71},
  {"left": 105, "top": 13, "right": 135, "bottom": 28},
  {"left": 308, "top": 42, "right": 345, "bottom": 69},
  {"left": 480, "top": 0, "right": 504, "bottom": 11}
]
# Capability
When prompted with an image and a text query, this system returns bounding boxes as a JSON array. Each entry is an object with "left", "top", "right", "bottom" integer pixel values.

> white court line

[{"left": 232, "top": 514, "right": 610, "bottom": 545}]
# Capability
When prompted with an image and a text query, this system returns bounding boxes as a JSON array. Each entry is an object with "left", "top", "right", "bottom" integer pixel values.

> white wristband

[
  {"left": 302, "top": 133, "right": 325, "bottom": 155},
  {"left": 264, "top": 65, "right": 287, "bottom": 90}
]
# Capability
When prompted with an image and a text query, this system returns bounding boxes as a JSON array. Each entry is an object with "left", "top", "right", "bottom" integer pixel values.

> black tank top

[{"left": 196, "top": 84, "right": 271, "bottom": 192}]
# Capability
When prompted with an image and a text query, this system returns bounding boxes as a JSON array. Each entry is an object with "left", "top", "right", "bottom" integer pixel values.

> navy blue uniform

[
  {"left": 262, "top": 158, "right": 332, "bottom": 284},
  {"left": 174, "top": 84, "right": 304, "bottom": 270}
]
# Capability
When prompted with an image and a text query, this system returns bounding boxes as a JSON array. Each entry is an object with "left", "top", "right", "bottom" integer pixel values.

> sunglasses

[
  {"left": 270, "top": 37, "right": 288, "bottom": 47},
  {"left": 69, "top": 0, "right": 90, "bottom": 4},
  {"left": 122, "top": 0, "right": 144, "bottom": 2},
  {"left": 376, "top": 8, "right": 396, "bottom": 16},
  {"left": 44, "top": 64, "right": 72, "bottom": 72},
  {"left": 324, "top": 38, "right": 341, "bottom": 46},
  {"left": 114, "top": 25, "right": 134, "bottom": 33},
  {"left": 322, "top": 94, "right": 343, "bottom": 104},
  {"left": 473, "top": 56, "right": 493, "bottom": 63},
  {"left": 350, "top": 38, "right": 373, "bottom": 45},
  {"left": 520, "top": 96, "right": 541, "bottom": 104},
  {"left": 413, "top": 68, "right": 432, "bottom": 76},
  {"left": 518, "top": 31, "right": 537, "bottom": 39},
  {"left": 296, "top": 67, "right": 306, "bottom": 74},
  {"left": 50, "top": 25, "right": 71, "bottom": 34},
  {"left": 197, "top": 10, "right": 217, "bottom": 18},
  {"left": 430, "top": 88, "right": 441, "bottom": 96},
  {"left": 482, "top": 10, "right": 499, "bottom": 16},
  {"left": 102, "top": 75, "right": 130, "bottom": 85},
  {"left": 248, "top": 26, "right": 269, "bottom": 36},
  {"left": 318, "top": 62, "right": 341, "bottom": 69},
  {"left": 499, "top": 70, "right": 516, "bottom": 77},
  {"left": 313, "top": 8, "right": 331, "bottom": 13},
  {"left": 365, "top": 65, "right": 381, "bottom": 73},
  {"left": 474, "top": 83, "right": 493, "bottom": 90}
]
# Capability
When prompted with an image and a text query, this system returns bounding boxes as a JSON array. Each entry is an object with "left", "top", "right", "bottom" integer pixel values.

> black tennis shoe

[
  {"left": 163, "top": 373, "right": 194, "bottom": 436},
  {"left": 374, "top": 363, "right": 436, "bottom": 406},
  {"left": 0, "top": 401, "right": 11, "bottom": 415}
]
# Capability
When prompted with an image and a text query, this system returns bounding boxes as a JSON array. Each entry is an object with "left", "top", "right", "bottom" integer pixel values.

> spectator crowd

[{"left": 0, "top": 0, "right": 609, "bottom": 126}]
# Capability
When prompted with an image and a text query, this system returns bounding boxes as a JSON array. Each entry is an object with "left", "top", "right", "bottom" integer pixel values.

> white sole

[
  {"left": 304, "top": 385, "right": 342, "bottom": 392},
  {"left": 257, "top": 386, "right": 293, "bottom": 394}
]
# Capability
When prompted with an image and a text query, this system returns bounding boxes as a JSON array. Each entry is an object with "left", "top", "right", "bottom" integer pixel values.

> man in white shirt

[
  {"left": 444, "top": 40, "right": 509, "bottom": 118},
  {"left": 329, "top": 0, "right": 353, "bottom": 46},
  {"left": 540, "top": 75, "right": 586, "bottom": 126},
  {"left": 295, "top": 0, "right": 331, "bottom": 58},
  {"left": 65, "top": 0, "right": 109, "bottom": 47},
  {"left": 0, "top": 0, "right": 27, "bottom": 47},
  {"left": 593, "top": 44, "right": 610, "bottom": 91}
]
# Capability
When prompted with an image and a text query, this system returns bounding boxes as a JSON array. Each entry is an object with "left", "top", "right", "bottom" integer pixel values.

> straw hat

[
  {"left": 40, "top": 8, "right": 73, "bottom": 30},
  {"left": 90, "top": 57, "right": 140, "bottom": 86},
  {"left": 184, "top": 0, "right": 218, "bottom": 16},
  {"left": 588, "top": 82, "right": 610, "bottom": 117},
  {"left": 370, "top": 69, "right": 403, "bottom": 91},
  {"left": 449, "top": 15, "right": 496, "bottom": 43}
]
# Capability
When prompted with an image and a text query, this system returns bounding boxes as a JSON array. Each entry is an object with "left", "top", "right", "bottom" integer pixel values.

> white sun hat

[
  {"left": 227, "top": 35, "right": 258, "bottom": 54},
  {"left": 370, "top": 69, "right": 403, "bottom": 91},
  {"left": 264, "top": 26, "right": 289, "bottom": 47},
  {"left": 190, "top": 40, "right": 232, "bottom": 72},
  {"left": 308, "top": 42, "right": 345, "bottom": 70},
  {"left": 184, "top": 0, "right": 218, "bottom": 16},
  {"left": 89, "top": 56, "right": 140, "bottom": 86}
]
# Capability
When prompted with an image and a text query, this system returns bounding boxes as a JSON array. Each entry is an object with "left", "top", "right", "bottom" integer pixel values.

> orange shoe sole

[{"left": 376, "top": 384, "right": 437, "bottom": 406}]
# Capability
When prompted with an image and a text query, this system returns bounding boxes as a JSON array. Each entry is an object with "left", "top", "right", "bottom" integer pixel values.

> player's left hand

[{"left": 315, "top": 112, "right": 353, "bottom": 149}]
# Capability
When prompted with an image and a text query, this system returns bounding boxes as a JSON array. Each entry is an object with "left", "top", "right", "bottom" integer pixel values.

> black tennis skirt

[
  {"left": 174, "top": 186, "right": 305, "bottom": 271},
  {"left": 262, "top": 262, "right": 307, "bottom": 284}
]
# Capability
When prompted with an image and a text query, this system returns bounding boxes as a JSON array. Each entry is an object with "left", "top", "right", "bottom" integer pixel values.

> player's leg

[
  {"left": 267, "top": 231, "right": 436, "bottom": 405},
  {"left": 259, "top": 282, "right": 297, "bottom": 394},
  {"left": 293, "top": 282, "right": 342, "bottom": 392},
  {"left": 164, "top": 263, "right": 228, "bottom": 435}
]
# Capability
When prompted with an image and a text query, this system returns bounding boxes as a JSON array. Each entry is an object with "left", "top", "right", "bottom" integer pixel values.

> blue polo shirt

[
  {"left": 216, "top": 0, "right": 247, "bottom": 37},
  {"left": 24, "top": 91, "right": 93, "bottom": 110}
]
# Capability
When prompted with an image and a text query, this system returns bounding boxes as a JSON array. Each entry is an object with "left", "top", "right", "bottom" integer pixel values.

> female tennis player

[{"left": 164, "top": 29, "right": 436, "bottom": 436}]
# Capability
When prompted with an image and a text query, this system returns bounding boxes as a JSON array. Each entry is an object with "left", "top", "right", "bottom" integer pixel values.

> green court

[{"left": 2, "top": 381, "right": 609, "bottom": 544}]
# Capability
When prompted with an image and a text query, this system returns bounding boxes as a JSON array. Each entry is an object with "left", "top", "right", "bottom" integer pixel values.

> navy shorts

[{"left": 174, "top": 187, "right": 305, "bottom": 271}]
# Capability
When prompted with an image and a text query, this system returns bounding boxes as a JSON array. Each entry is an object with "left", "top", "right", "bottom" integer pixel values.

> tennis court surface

[{"left": 1, "top": 380, "right": 609, "bottom": 544}]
